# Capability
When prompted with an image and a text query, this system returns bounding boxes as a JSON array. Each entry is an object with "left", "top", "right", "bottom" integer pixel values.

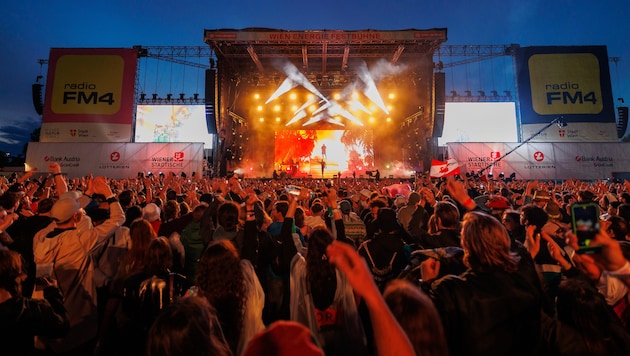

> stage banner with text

[
  {"left": 447, "top": 142, "right": 630, "bottom": 180},
  {"left": 41, "top": 48, "right": 138, "bottom": 142},
  {"left": 515, "top": 46, "right": 617, "bottom": 142},
  {"left": 26, "top": 142, "right": 204, "bottom": 180}
]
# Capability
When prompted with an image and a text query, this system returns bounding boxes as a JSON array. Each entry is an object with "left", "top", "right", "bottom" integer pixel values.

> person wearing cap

[
  {"left": 142, "top": 203, "right": 162, "bottom": 235},
  {"left": 33, "top": 176, "right": 125, "bottom": 354},
  {"left": 243, "top": 320, "right": 324, "bottom": 356},
  {"left": 532, "top": 189, "right": 551, "bottom": 208},
  {"left": 542, "top": 201, "right": 569, "bottom": 241},
  {"left": 485, "top": 195, "right": 513, "bottom": 221}
]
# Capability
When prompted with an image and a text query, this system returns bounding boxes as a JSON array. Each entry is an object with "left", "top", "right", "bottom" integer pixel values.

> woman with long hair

[
  {"left": 421, "top": 178, "right": 544, "bottom": 356},
  {"left": 119, "top": 218, "right": 157, "bottom": 278},
  {"left": 118, "top": 237, "right": 190, "bottom": 355},
  {"left": 285, "top": 191, "right": 367, "bottom": 355},
  {"left": 193, "top": 239, "right": 264, "bottom": 355}
]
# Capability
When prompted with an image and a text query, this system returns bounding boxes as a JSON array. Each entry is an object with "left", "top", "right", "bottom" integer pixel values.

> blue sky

[{"left": 1, "top": 0, "right": 628, "bottom": 156}]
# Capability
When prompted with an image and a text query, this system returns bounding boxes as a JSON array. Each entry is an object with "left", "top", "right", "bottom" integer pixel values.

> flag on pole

[{"left": 430, "top": 158, "right": 461, "bottom": 178}]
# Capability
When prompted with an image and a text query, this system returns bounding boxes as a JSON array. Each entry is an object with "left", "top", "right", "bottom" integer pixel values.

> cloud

[{"left": 0, "top": 109, "right": 40, "bottom": 155}]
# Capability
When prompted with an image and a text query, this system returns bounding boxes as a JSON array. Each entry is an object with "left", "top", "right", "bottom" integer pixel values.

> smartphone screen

[{"left": 571, "top": 202, "right": 602, "bottom": 254}]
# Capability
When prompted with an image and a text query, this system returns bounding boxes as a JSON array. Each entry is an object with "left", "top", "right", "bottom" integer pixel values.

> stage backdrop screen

[
  {"left": 135, "top": 104, "right": 214, "bottom": 149},
  {"left": 274, "top": 129, "right": 373, "bottom": 178}
]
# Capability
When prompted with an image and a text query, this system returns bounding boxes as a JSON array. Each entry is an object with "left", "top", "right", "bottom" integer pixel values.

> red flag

[{"left": 430, "top": 159, "right": 461, "bottom": 178}]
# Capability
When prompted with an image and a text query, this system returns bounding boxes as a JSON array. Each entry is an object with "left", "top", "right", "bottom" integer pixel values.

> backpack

[{"left": 343, "top": 214, "right": 367, "bottom": 246}]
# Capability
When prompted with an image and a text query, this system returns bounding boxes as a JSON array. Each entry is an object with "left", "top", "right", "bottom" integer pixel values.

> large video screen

[
  {"left": 274, "top": 129, "right": 373, "bottom": 178},
  {"left": 135, "top": 105, "right": 214, "bottom": 149},
  {"left": 438, "top": 102, "right": 518, "bottom": 146}
]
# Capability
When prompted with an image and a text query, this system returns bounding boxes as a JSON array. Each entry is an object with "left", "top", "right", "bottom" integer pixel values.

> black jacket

[{"left": 425, "top": 247, "right": 544, "bottom": 356}]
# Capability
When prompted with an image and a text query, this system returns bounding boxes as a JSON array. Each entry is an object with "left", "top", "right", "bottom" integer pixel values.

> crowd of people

[{"left": 2, "top": 163, "right": 630, "bottom": 355}]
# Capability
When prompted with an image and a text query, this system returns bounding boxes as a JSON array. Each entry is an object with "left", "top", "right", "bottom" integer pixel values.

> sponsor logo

[
  {"left": 150, "top": 152, "right": 186, "bottom": 169},
  {"left": 51, "top": 54, "right": 124, "bottom": 114},
  {"left": 465, "top": 156, "right": 502, "bottom": 169},
  {"left": 528, "top": 53, "right": 603, "bottom": 115},
  {"left": 41, "top": 155, "right": 81, "bottom": 168},
  {"left": 533, "top": 151, "right": 545, "bottom": 162},
  {"left": 110, "top": 152, "right": 120, "bottom": 162},
  {"left": 575, "top": 155, "right": 613, "bottom": 162}
]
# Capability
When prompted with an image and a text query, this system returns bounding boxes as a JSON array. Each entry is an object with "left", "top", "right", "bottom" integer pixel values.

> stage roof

[{"left": 204, "top": 28, "right": 448, "bottom": 77}]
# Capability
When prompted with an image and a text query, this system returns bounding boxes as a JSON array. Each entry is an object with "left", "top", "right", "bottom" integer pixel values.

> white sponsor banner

[
  {"left": 521, "top": 122, "right": 618, "bottom": 142},
  {"left": 447, "top": 142, "right": 630, "bottom": 180},
  {"left": 26, "top": 142, "right": 204, "bottom": 179}
]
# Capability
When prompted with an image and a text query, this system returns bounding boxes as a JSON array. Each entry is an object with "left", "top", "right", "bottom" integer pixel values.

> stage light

[
  {"left": 478, "top": 91, "right": 485, "bottom": 97},
  {"left": 387, "top": 105, "right": 393, "bottom": 111},
  {"left": 254, "top": 93, "right": 260, "bottom": 100},
  {"left": 290, "top": 93, "right": 297, "bottom": 100},
  {"left": 316, "top": 74, "right": 323, "bottom": 86},
  {"left": 386, "top": 117, "right": 391, "bottom": 122},
  {"left": 193, "top": 93, "right": 199, "bottom": 101},
  {"left": 275, "top": 117, "right": 281, "bottom": 122},
  {"left": 388, "top": 93, "right": 395, "bottom": 99},
  {"left": 369, "top": 117, "right": 374, "bottom": 123},
  {"left": 179, "top": 93, "right": 185, "bottom": 101},
  {"left": 152, "top": 93, "right": 158, "bottom": 101},
  {"left": 504, "top": 90, "right": 511, "bottom": 97},
  {"left": 333, "top": 93, "right": 341, "bottom": 100},
  {"left": 166, "top": 93, "right": 173, "bottom": 101},
  {"left": 273, "top": 105, "right": 281, "bottom": 112},
  {"left": 464, "top": 90, "right": 472, "bottom": 97},
  {"left": 259, "top": 117, "right": 265, "bottom": 122},
  {"left": 491, "top": 90, "right": 498, "bottom": 97},
  {"left": 291, "top": 105, "right": 298, "bottom": 111},
  {"left": 257, "top": 105, "right": 263, "bottom": 111},
  {"left": 140, "top": 93, "right": 146, "bottom": 101}
]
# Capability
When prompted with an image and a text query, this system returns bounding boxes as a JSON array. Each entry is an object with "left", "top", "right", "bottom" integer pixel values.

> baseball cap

[
  {"left": 243, "top": 321, "right": 323, "bottom": 356},
  {"left": 51, "top": 198, "right": 82, "bottom": 222},
  {"left": 339, "top": 200, "right": 352, "bottom": 214}
]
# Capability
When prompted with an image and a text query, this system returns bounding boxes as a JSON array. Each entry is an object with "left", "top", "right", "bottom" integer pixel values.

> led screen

[
  {"left": 274, "top": 129, "right": 373, "bottom": 178},
  {"left": 135, "top": 105, "right": 214, "bottom": 149},
  {"left": 438, "top": 102, "right": 518, "bottom": 146}
]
